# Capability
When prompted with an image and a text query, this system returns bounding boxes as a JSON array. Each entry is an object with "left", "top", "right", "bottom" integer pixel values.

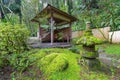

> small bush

[
  {"left": 0, "top": 22, "right": 30, "bottom": 68},
  {"left": 0, "top": 22, "right": 29, "bottom": 54}
]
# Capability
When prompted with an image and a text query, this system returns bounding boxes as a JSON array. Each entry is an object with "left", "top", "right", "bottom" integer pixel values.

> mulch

[{"left": 0, "top": 66, "right": 13, "bottom": 80}]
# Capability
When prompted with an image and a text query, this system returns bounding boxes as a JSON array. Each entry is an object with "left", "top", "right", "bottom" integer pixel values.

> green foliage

[
  {"left": 9, "top": 48, "right": 113, "bottom": 80},
  {"left": 0, "top": 57, "right": 5, "bottom": 67},
  {"left": 0, "top": 22, "right": 30, "bottom": 69},
  {"left": 30, "top": 48, "right": 81, "bottom": 80},
  {"left": 77, "top": 36, "right": 102, "bottom": 46},
  {"left": 68, "top": 46, "right": 80, "bottom": 54},
  {"left": 77, "top": 30, "right": 102, "bottom": 46},
  {"left": 0, "top": 22, "right": 29, "bottom": 54},
  {"left": 72, "top": 37, "right": 81, "bottom": 45},
  {"left": 0, "top": 0, "right": 21, "bottom": 23},
  {"left": 8, "top": 52, "right": 32, "bottom": 71},
  {"left": 83, "top": 30, "right": 93, "bottom": 36},
  {"left": 72, "top": 0, "right": 120, "bottom": 32}
]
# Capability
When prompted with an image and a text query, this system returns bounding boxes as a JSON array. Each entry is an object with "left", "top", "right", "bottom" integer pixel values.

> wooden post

[
  {"left": 38, "top": 22, "right": 42, "bottom": 43},
  {"left": 50, "top": 17, "right": 54, "bottom": 45},
  {"left": 69, "top": 22, "right": 72, "bottom": 43},
  {"left": 86, "top": 21, "right": 91, "bottom": 30}
]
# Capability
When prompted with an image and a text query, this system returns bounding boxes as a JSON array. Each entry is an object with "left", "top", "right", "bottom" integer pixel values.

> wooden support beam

[
  {"left": 50, "top": 17, "right": 54, "bottom": 45},
  {"left": 69, "top": 22, "right": 72, "bottom": 43},
  {"left": 38, "top": 22, "right": 42, "bottom": 43}
]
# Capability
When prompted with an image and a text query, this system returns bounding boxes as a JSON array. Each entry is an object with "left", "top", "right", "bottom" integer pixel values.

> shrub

[
  {"left": 8, "top": 52, "right": 32, "bottom": 71},
  {"left": 0, "top": 22, "right": 30, "bottom": 68},
  {"left": 0, "top": 22, "right": 29, "bottom": 54}
]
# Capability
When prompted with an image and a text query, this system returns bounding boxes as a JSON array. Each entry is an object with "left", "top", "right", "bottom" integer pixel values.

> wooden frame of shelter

[{"left": 31, "top": 4, "right": 77, "bottom": 45}]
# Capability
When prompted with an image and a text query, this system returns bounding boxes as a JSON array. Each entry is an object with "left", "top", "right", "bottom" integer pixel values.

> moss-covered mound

[
  {"left": 38, "top": 53, "right": 68, "bottom": 73},
  {"left": 29, "top": 48, "right": 80, "bottom": 79}
]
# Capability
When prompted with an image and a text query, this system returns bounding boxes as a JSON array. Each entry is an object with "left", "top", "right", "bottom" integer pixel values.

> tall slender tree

[{"left": 0, "top": 0, "right": 22, "bottom": 23}]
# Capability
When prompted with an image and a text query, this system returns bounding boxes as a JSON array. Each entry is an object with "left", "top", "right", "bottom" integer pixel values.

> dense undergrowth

[
  {"left": 0, "top": 47, "right": 116, "bottom": 80},
  {"left": 0, "top": 22, "right": 118, "bottom": 79}
]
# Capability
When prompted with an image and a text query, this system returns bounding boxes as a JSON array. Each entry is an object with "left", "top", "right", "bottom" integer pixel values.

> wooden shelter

[{"left": 31, "top": 4, "right": 77, "bottom": 45}]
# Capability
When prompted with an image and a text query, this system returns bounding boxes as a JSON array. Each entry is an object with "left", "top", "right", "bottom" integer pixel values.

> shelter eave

[{"left": 31, "top": 4, "right": 77, "bottom": 25}]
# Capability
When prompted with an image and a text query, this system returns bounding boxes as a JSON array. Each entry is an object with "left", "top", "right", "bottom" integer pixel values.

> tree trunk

[
  {"left": 19, "top": 11, "right": 22, "bottom": 24},
  {"left": 110, "top": 31, "right": 114, "bottom": 44},
  {"left": 0, "top": 10, "right": 5, "bottom": 19}
]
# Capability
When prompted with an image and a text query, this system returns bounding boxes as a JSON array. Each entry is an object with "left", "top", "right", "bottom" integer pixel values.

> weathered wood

[
  {"left": 69, "top": 23, "right": 72, "bottom": 42},
  {"left": 31, "top": 4, "right": 77, "bottom": 44},
  {"left": 50, "top": 17, "right": 54, "bottom": 45},
  {"left": 30, "top": 42, "right": 71, "bottom": 48},
  {"left": 31, "top": 4, "right": 77, "bottom": 26},
  {"left": 38, "top": 23, "right": 42, "bottom": 43}
]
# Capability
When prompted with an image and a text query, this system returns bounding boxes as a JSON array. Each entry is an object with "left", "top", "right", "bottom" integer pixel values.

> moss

[
  {"left": 83, "top": 30, "right": 93, "bottom": 36},
  {"left": 39, "top": 53, "right": 58, "bottom": 67},
  {"left": 38, "top": 53, "right": 68, "bottom": 74},
  {"left": 16, "top": 48, "right": 110, "bottom": 80},
  {"left": 77, "top": 30, "right": 103, "bottom": 46},
  {"left": 46, "top": 54, "right": 69, "bottom": 73},
  {"left": 77, "top": 36, "right": 102, "bottom": 46},
  {"left": 82, "top": 51, "right": 98, "bottom": 58}
]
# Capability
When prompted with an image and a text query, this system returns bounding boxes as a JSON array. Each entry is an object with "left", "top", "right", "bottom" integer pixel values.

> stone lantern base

[{"left": 82, "top": 44, "right": 99, "bottom": 59}]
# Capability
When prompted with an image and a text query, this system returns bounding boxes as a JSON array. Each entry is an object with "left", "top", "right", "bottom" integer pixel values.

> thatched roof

[{"left": 31, "top": 4, "right": 77, "bottom": 26}]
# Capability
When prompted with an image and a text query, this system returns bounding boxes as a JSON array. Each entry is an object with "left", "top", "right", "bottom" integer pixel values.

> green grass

[
  {"left": 29, "top": 48, "right": 110, "bottom": 80},
  {"left": 97, "top": 43, "right": 120, "bottom": 55},
  {"left": 75, "top": 43, "right": 120, "bottom": 55},
  {"left": 33, "top": 48, "right": 81, "bottom": 80},
  {"left": 104, "top": 44, "right": 120, "bottom": 55},
  {"left": 10, "top": 48, "right": 114, "bottom": 80}
]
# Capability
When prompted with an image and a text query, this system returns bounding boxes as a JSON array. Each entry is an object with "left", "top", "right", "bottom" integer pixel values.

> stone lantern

[{"left": 77, "top": 21, "right": 102, "bottom": 70}]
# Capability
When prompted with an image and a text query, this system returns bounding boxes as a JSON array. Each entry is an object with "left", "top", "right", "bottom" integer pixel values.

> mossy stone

[
  {"left": 83, "top": 30, "right": 93, "bottom": 36},
  {"left": 83, "top": 58, "right": 101, "bottom": 71},
  {"left": 82, "top": 51, "right": 99, "bottom": 59}
]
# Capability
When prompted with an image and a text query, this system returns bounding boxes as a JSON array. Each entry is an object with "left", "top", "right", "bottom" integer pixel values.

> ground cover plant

[{"left": 13, "top": 48, "right": 113, "bottom": 80}]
